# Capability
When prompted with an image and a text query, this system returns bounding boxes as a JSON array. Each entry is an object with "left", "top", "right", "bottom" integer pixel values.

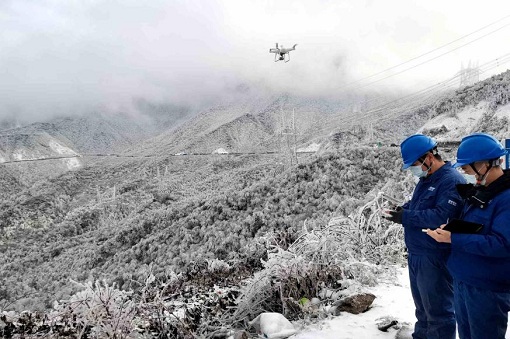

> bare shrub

[
  {"left": 231, "top": 189, "right": 407, "bottom": 325},
  {"left": 51, "top": 280, "right": 137, "bottom": 338}
]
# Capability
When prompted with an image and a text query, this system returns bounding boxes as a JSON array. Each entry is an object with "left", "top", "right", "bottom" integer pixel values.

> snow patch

[
  {"left": 293, "top": 266, "right": 415, "bottom": 339},
  {"left": 297, "top": 143, "right": 321, "bottom": 153},
  {"left": 12, "top": 150, "right": 28, "bottom": 160},
  {"left": 0, "top": 156, "right": 5, "bottom": 163},
  {"left": 419, "top": 102, "right": 490, "bottom": 141},
  {"left": 64, "top": 157, "right": 82, "bottom": 170},
  {"left": 212, "top": 148, "right": 229, "bottom": 154},
  {"left": 49, "top": 140, "right": 78, "bottom": 156},
  {"left": 494, "top": 103, "right": 510, "bottom": 121}
]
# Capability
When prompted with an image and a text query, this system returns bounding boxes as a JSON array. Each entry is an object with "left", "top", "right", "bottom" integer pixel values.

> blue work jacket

[
  {"left": 402, "top": 162, "right": 465, "bottom": 255},
  {"left": 448, "top": 172, "right": 510, "bottom": 292}
]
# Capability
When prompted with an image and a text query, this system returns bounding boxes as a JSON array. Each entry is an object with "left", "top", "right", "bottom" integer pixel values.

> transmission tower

[
  {"left": 280, "top": 107, "right": 298, "bottom": 166},
  {"left": 458, "top": 60, "right": 480, "bottom": 88}
]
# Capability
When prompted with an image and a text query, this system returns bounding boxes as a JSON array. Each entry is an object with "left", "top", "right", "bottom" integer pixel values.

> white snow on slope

[
  {"left": 12, "top": 149, "right": 29, "bottom": 160},
  {"left": 419, "top": 102, "right": 489, "bottom": 141},
  {"left": 297, "top": 143, "right": 321, "bottom": 153},
  {"left": 49, "top": 140, "right": 78, "bottom": 156},
  {"left": 292, "top": 266, "right": 510, "bottom": 339},
  {"left": 420, "top": 101, "right": 510, "bottom": 141},
  {"left": 212, "top": 147, "right": 229, "bottom": 154},
  {"left": 64, "top": 157, "right": 82, "bottom": 170},
  {"left": 293, "top": 266, "right": 415, "bottom": 339},
  {"left": 494, "top": 102, "right": 510, "bottom": 120}
]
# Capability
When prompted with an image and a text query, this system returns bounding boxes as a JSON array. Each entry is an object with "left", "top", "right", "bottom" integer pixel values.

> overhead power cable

[
  {"left": 347, "top": 22, "right": 510, "bottom": 91},
  {"left": 338, "top": 14, "right": 510, "bottom": 91},
  {"left": 306, "top": 52, "right": 510, "bottom": 137},
  {"left": 370, "top": 53, "right": 510, "bottom": 120}
]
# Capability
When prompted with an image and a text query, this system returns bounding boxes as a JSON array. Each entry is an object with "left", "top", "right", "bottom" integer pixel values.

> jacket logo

[
  {"left": 428, "top": 187, "right": 436, "bottom": 191},
  {"left": 448, "top": 200, "right": 457, "bottom": 206}
]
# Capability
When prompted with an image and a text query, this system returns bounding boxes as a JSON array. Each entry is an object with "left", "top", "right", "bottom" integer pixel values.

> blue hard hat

[
  {"left": 453, "top": 132, "right": 508, "bottom": 167},
  {"left": 400, "top": 134, "right": 438, "bottom": 169}
]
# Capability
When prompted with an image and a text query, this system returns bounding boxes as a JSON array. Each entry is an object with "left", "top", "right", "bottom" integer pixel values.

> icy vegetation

[
  {"left": 0, "top": 147, "right": 415, "bottom": 337},
  {"left": 1, "top": 69, "right": 510, "bottom": 337}
]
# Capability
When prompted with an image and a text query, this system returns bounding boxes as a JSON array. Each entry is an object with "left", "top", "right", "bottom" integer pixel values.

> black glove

[{"left": 383, "top": 206, "right": 404, "bottom": 224}]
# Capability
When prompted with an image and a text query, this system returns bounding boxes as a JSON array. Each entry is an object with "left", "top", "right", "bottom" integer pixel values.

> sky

[{"left": 2, "top": 0, "right": 510, "bottom": 123}]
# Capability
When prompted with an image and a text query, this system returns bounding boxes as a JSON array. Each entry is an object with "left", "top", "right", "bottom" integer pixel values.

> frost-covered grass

[
  {"left": 0, "top": 190, "right": 409, "bottom": 338},
  {"left": 1, "top": 147, "right": 409, "bottom": 313}
]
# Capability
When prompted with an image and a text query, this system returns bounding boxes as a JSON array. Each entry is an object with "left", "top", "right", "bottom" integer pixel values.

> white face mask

[
  {"left": 477, "top": 167, "right": 492, "bottom": 186},
  {"left": 463, "top": 163, "right": 491, "bottom": 186},
  {"left": 410, "top": 165, "right": 428, "bottom": 178},
  {"left": 463, "top": 173, "right": 477, "bottom": 184}
]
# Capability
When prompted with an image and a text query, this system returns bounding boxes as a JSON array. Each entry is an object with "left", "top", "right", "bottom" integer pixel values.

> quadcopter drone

[{"left": 269, "top": 43, "right": 297, "bottom": 63}]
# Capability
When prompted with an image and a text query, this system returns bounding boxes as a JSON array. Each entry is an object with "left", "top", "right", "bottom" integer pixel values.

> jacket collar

[
  {"left": 420, "top": 161, "right": 452, "bottom": 183},
  {"left": 457, "top": 169, "right": 510, "bottom": 208}
]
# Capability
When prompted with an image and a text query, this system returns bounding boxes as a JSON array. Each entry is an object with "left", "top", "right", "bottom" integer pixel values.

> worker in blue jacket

[
  {"left": 384, "top": 134, "right": 465, "bottom": 339},
  {"left": 427, "top": 132, "right": 510, "bottom": 339}
]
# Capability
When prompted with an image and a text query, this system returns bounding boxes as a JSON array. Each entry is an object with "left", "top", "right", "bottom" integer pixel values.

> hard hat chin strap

[
  {"left": 418, "top": 153, "right": 433, "bottom": 174},
  {"left": 470, "top": 162, "right": 493, "bottom": 185},
  {"left": 469, "top": 158, "right": 502, "bottom": 185}
]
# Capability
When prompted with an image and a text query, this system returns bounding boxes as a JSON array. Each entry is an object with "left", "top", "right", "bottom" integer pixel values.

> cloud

[
  {"left": 1, "top": 0, "right": 510, "bottom": 122},
  {"left": 0, "top": 0, "right": 231, "bottom": 121}
]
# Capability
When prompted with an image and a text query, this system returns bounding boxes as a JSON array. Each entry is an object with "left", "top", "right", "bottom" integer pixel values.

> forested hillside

[
  {"left": 0, "top": 167, "right": 22, "bottom": 200},
  {"left": 433, "top": 70, "right": 510, "bottom": 116},
  {"left": 2, "top": 69, "right": 510, "bottom": 338},
  {"left": 0, "top": 147, "right": 410, "bottom": 313},
  {"left": 126, "top": 93, "right": 356, "bottom": 156},
  {"left": 420, "top": 70, "right": 510, "bottom": 139}
]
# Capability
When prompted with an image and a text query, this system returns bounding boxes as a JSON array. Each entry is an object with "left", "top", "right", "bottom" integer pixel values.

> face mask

[
  {"left": 468, "top": 163, "right": 492, "bottom": 186},
  {"left": 478, "top": 167, "right": 492, "bottom": 186},
  {"left": 463, "top": 173, "right": 477, "bottom": 184},
  {"left": 410, "top": 165, "right": 428, "bottom": 178}
]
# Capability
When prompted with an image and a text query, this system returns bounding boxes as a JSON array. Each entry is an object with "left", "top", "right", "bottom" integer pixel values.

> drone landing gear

[{"left": 274, "top": 53, "right": 290, "bottom": 63}]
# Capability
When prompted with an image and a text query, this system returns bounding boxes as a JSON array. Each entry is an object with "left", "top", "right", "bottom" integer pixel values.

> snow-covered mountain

[
  {"left": 419, "top": 70, "right": 510, "bottom": 141},
  {"left": 0, "top": 131, "right": 82, "bottom": 184},
  {"left": 0, "top": 106, "right": 194, "bottom": 183},
  {"left": 420, "top": 101, "right": 510, "bottom": 140},
  {"left": 125, "top": 93, "right": 365, "bottom": 155},
  {"left": 0, "top": 131, "right": 78, "bottom": 163},
  {"left": 2, "top": 70, "right": 510, "bottom": 338}
]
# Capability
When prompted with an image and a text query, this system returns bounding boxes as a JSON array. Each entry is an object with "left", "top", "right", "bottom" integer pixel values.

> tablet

[{"left": 442, "top": 218, "right": 483, "bottom": 234}]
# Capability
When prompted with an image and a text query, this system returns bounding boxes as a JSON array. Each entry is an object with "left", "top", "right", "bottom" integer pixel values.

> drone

[{"left": 269, "top": 43, "right": 297, "bottom": 63}]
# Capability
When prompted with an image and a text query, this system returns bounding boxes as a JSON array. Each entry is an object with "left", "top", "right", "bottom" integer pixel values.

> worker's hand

[
  {"left": 382, "top": 207, "right": 403, "bottom": 224},
  {"left": 426, "top": 228, "right": 451, "bottom": 243}
]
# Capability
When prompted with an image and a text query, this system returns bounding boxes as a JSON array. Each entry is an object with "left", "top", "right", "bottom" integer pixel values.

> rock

[
  {"left": 333, "top": 293, "right": 376, "bottom": 314},
  {"left": 327, "top": 305, "right": 341, "bottom": 316},
  {"left": 233, "top": 330, "right": 249, "bottom": 339},
  {"left": 376, "top": 316, "right": 399, "bottom": 332}
]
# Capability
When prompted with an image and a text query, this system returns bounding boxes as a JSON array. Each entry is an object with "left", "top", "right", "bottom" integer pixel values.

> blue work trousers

[
  {"left": 454, "top": 280, "right": 510, "bottom": 339},
  {"left": 408, "top": 253, "right": 456, "bottom": 339}
]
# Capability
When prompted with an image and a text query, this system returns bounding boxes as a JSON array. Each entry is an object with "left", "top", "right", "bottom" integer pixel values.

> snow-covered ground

[
  {"left": 420, "top": 101, "right": 510, "bottom": 141},
  {"left": 49, "top": 139, "right": 78, "bottom": 156},
  {"left": 419, "top": 102, "right": 488, "bottom": 141},
  {"left": 293, "top": 265, "right": 415, "bottom": 339},
  {"left": 297, "top": 143, "right": 321, "bottom": 153},
  {"left": 293, "top": 266, "right": 510, "bottom": 339}
]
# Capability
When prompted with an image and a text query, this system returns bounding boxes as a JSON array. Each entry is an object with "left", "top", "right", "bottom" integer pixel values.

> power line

[
  {"left": 338, "top": 14, "right": 510, "bottom": 91},
  {"left": 306, "top": 52, "right": 510, "bottom": 137},
  {"left": 0, "top": 155, "right": 82, "bottom": 164},
  {"left": 372, "top": 53, "right": 510, "bottom": 122},
  {"left": 347, "top": 22, "right": 510, "bottom": 91}
]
